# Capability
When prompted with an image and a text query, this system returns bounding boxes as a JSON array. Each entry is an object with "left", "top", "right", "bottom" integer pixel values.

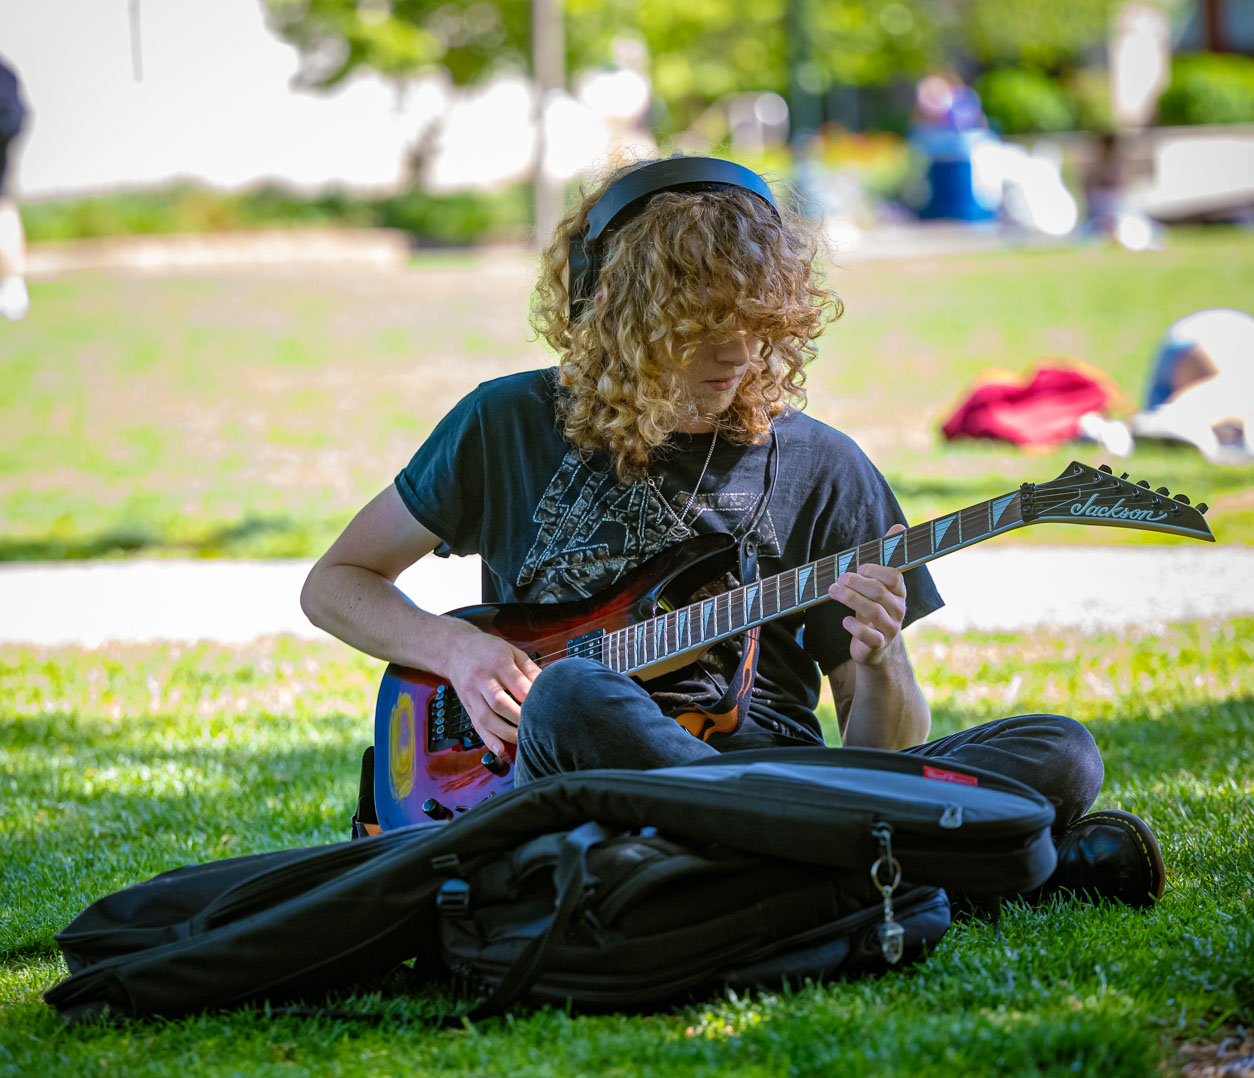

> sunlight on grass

[{"left": 3, "top": 232, "right": 1253, "bottom": 560}]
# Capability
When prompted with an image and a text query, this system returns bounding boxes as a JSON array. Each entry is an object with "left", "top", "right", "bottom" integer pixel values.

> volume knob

[
  {"left": 481, "top": 750, "right": 511, "bottom": 777},
  {"left": 422, "top": 798, "right": 454, "bottom": 821}
]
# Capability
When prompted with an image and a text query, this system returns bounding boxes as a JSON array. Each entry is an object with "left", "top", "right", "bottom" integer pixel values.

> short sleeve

[
  {"left": 394, "top": 389, "right": 488, "bottom": 557},
  {"left": 796, "top": 437, "right": 944, "bottom": 674}
]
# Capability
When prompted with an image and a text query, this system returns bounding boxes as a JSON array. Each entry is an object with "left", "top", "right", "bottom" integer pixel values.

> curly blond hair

[{"left": 530, "top": 158, "right": 842, "bottom": 482}]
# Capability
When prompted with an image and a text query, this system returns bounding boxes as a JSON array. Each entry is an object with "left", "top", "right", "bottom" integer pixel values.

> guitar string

[{"left": 436, "top": 481, "right": 1190, "bottom": 737}]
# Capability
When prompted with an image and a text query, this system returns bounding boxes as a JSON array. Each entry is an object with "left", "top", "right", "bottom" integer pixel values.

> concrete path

[{"left": 1, "top": 544, "right": 1249, "bottom": 648}]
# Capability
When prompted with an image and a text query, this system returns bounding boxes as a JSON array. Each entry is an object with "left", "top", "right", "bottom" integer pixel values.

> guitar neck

[{"left": 605, "top": 487, "right": 1028, "bottom": 676}]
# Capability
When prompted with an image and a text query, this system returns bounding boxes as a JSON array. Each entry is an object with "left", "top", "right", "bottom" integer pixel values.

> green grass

[
  {"left": 2, "top": 622, "right": 1251, "bottom": 1076},
  {"left": 3, "top": 229, "right": 1253, "bottom": 562}
]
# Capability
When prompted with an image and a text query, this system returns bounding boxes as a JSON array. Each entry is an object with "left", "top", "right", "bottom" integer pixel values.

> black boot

[{"left": 1038, "top": 809, "right": 1166, "bottom": 909}]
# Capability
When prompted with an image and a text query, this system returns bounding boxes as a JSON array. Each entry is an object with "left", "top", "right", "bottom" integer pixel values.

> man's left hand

[{"left": 828, "top": 523, "right": 908, "bottom": 666}]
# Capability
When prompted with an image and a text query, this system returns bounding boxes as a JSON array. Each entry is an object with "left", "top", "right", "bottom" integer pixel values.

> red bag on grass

[{"left": 941, "top": 364, "right": 1118, "bottom": 447}]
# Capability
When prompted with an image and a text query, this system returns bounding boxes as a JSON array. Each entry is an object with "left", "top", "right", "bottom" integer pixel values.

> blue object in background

[{"left": 914, "top": 127, "right": 998, "bottom": 222}]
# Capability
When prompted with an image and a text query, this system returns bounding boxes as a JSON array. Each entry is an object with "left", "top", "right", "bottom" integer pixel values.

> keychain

[{"left": 870, "top": 822, "right": 905, "bottom": 964}]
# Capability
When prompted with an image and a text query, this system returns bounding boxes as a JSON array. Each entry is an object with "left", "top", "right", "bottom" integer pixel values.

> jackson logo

[{"left": 1069, "top": 493, "right": 1168, "bottom": 522}]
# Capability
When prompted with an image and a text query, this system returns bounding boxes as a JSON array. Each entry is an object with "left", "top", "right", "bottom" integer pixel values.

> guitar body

[{"left": 373, "top": 533, "right": 738, "bottom": 830}]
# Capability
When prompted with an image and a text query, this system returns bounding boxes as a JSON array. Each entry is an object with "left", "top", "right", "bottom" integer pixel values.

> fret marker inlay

[
  {"left": 798, "top": 566, "right": 813, "bottom": 596},
  {"left": 991, "top": 494, "right": 1016, "bottom": 527}
]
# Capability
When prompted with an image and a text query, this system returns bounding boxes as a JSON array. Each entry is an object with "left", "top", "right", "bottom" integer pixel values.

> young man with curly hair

[{"left": 301, "top": 156, "right": 1164, "bottom": 907}]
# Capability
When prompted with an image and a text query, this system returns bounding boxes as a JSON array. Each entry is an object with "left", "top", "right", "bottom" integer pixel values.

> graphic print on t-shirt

[{"left": 516, "top": 449, "right": 778, "bottom": 603}]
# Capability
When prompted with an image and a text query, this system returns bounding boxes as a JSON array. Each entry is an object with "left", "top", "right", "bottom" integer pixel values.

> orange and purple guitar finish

[
  {"left": 373, "top": 462, "right": 1215, "bottom": 832},
  {"left": 374, "top": 533, "right": 739, "bottom": 831}
]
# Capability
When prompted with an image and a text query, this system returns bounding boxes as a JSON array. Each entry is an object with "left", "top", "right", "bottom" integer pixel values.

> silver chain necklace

[{"left": 647, "top": 426, "right": 719, "bottom": 540}]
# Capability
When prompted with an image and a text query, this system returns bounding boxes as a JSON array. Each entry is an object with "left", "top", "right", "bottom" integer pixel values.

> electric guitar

[{"left": 372, "top": 461, "right": 1215, "bottom": 831}]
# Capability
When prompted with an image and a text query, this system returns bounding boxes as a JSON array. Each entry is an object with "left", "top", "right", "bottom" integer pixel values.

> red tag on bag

[{"left": 923, "top": 765, "right": 979, "bottom": 787}]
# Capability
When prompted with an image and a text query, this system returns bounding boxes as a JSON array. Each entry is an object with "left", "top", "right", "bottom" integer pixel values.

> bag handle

[{"left": 465, "top": 820, "right": 614, "bottom": 1020}]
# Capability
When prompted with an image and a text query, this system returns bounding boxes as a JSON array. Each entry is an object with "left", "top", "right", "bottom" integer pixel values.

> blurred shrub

[
  {"left": 377, "top": 185, "right": 531, "bottom": 246},
  {"left": 806, "top": 128, "right": 912, "bottom": 198},
  {"left": 22, "top": 183, "right": 532, "bottom": 245},
  {"left": 976, "top": 68, "right": 1077, "bottom": 134},
  {"left": 1065, "top": 67, "right": 1115, "bottom": 134},
  {"left": 1158, "top": 53, "right": 1254, "bottom": 126},
  {"left": 704, "top": 145, "right": 797, "bottom": 187}
]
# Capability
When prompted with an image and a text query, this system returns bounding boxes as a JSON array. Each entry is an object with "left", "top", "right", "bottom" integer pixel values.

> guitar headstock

[{"left": 1024, "top": 461, "right": 1216, "bottom": 542}]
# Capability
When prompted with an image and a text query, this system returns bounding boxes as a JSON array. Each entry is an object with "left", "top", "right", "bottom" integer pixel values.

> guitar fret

[{"left": 815, "top": 555, "right": 837, "bottom": 597}]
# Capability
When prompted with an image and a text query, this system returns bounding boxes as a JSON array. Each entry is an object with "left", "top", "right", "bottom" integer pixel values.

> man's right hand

[
  {"left": 300, "top": 485, "right": 542, "bottom": 756},
  {"left": 442, "top": 621, "right": 542, "bottom": 756}
]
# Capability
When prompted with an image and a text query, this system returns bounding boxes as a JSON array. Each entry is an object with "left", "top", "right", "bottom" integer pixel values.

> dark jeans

[{"left": 516, "top": 657, "right": 1103, "bottom": 835}]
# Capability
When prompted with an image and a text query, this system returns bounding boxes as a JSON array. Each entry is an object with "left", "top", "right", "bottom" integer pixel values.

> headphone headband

[{"left": 569, "top": 157, "right": 779, "bottom": 318}]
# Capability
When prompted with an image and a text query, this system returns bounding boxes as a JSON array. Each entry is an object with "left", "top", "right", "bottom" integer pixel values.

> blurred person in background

[
  {"left": 0, "top": 54, "right": 29, "bottom": 322},
  {"left": 1082, "top": 133, "right": 1159, "bottom": 252},
  {"left": 1130, "top": 308, "right": 1254, "bottom": 463}
]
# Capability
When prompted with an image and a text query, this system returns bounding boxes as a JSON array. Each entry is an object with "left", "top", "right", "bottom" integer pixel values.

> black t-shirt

[{"left": 395, "top": 368, "right": 943, "bottom": 745}]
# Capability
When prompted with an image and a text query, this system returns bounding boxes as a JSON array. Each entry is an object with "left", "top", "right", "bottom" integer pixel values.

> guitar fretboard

[{"left": 602, "top": 488, "right": 1025, "bottom": 675}]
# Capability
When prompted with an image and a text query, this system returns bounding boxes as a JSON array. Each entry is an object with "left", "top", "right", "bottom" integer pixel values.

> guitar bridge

[{"left": 427, "top": 684, "right": 477, "bottom": 752}]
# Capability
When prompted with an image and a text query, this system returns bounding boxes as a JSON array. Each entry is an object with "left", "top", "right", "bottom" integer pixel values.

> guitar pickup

[{"left": 566, "top": 629, "right": 603, "bottom": 659}]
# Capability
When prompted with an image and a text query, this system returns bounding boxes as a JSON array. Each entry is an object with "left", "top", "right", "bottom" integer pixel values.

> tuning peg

[
  {"left": 1173, "top": 493, "right": 1191, "bottom": 505},
  {"left": 1197, "top": 502, "right": 1209, "bottom": 515},
  {"left": 1099, "top": 464, "right": 1113, "bottom": 473},
  {"left": 1138, "top": 480, "right": 1150, "bottom": 488},
  {"left": 1119, "top": 472, "right": 1130, "bottom": 480},
  {"left": 1156, "top": 486, "right": 1170, "bottom": 495}
]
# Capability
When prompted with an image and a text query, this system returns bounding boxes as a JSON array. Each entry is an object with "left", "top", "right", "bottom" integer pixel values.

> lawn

[
  {"left": 2, "top": 621, "right": 1251, "bottom": 1076},
  {"left": 2, "top": 228, "right": 1252, "bottom": 561}
]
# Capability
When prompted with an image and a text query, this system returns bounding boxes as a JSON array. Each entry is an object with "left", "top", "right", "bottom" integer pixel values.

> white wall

[{"left": 1, "top": 0, "right": 446, "bottom": 199}]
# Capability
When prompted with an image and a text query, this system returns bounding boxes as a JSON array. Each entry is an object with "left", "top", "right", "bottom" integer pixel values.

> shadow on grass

[
  {"left": 0, "top": 940, "right": 59, "bottom": 964},
  {"left": 1084, "top": 696, "right": 1254, "bottom": 778},
  {"left": 0, "top": 516, "right": 308, "bottom": 562},
  {"left": 4, "top": 716, "right": 369, "bottom": 950},
  {"left": 928, "top": 696, "right": 1253, "bottom": 785},
  {"left": 8, "top": 714, "right": 366, "bottom": 844}
]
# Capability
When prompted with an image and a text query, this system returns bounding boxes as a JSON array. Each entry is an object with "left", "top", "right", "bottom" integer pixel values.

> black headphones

[{"left": 567, "top": 157, "right": 780, "bottom": 319}]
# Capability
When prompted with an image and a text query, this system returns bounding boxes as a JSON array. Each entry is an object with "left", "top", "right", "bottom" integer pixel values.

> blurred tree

[
  {"left": 960, "top": 0, "right": 1124, "bottom": 73},
  {"left": 260, "top": 0, "right": 941, "bottom": 134},
  {"left": 261, "top": 0, "right": 1157, "bottom": 137}
]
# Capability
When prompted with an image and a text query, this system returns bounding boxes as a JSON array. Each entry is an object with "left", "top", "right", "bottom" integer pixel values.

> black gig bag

[
  {"left": 46, "top": 747, "right": 1055, "bottom": 1023},
  {"left": 436, "top": 823, "right": 952, "bottom": 1015}
]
